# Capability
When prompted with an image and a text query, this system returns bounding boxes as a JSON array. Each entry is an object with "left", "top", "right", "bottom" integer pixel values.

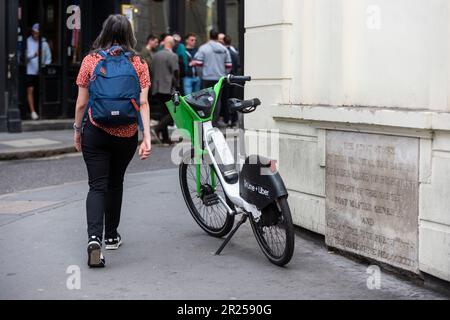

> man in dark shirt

[
  {"left": 140, "top": 34, "right": 159, "bottom": 73},
  {"left": 224, "top": 35, "right": 240, "bottom": 76},
  {"left": 151, "top": 35, "right": 179, "bottom": 144},
  {"left": 183, "top": 33, "right": 201, "bottom": 95},
  {"left": 224, "top": 35, "right": 241, "bottom": 127}
]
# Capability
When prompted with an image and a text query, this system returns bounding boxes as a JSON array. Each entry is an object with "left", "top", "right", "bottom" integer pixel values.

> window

[
  {"left": 42, "top": 0, "right": 59, "bottom": 64},
  {"left": 66, "top": 1, "right": 82, "bottom": 65},
  {"left": 130, "top": 0, "right": 171, "bottom": 51},
  {"left": 185, "top": 0, "right": 218, "bottom": 44},
  {"left": 225, "top": 0, "right": 239, "bottom": 51}
]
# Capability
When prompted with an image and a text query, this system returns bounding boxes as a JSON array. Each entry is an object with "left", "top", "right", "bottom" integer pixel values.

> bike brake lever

[
  {"left": 173, "top": 92, "right": 180, "bottom": 113},
  {"left": 229, "top": 82, "right": 244, "bottom": 89}
]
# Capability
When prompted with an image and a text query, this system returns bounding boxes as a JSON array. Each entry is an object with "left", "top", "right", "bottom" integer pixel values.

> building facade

[
  {"left": 0, "top": 0, "right": 244, "bottom": 132},
  {"left": 244, "top": 0, "right": 450, "bottom": 282}
]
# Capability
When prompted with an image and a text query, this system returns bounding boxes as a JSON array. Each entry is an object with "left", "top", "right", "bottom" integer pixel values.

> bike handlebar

[
  {"left": 240, "top": 98, "right": 261, "bottom": 109},
  {"left": 227, "top": 75, "right": 252, "bottom": 83},
  {"left": 172, "top": 92, "right": 180, "bottom": 113},
  {"left": 173, "top": 92, "right": 180, "bottom": 106}
]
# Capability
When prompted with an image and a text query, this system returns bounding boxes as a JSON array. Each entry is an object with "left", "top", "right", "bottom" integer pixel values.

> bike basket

[{"left": 166, "top": 99, "right": 200, "bottom": 140}]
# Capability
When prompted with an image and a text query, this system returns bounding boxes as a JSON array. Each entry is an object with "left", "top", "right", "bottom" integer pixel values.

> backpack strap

[
  {"left": 98, "top": 50, "right": 108, "bottom": 58},
  {"left": 90, "top": 58, "right": 107, "bottom": 95},
  {"left": 122, "top": 55, "right": 143, "bottom": 131},
  {"left": 81, "top": 100, "right": 91, "bottom": 130},
  {"left": 108, "top": 45, "right": 122, "bottom": 51},
  {"left": 131, "top": 98, "right": 144, "bottom": 132},
  {"left": 107, "top": 45, "right": 125, "bottom": 56}
]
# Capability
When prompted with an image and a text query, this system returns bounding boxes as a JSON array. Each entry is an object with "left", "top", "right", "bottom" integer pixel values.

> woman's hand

[
  {"left": 139, "top": 136, "right": 152, "bottom": 160},
  {"left": 74, "top": 131, "right": 82, "bottom": 152}
]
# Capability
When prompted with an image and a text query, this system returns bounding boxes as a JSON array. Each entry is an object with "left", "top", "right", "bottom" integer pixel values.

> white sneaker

[
  {"left": 31, "top": 112, "right": 39, "bottom": 120},
  {"left": 105, "top": 233, "right": 123, "bottom": 250}
]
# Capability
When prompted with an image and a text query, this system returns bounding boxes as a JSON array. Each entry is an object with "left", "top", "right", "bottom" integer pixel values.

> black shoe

[
  {"left": 87, "top": 236, "right": 105, "bottom": 268},
  {"left": 161, "top": 140, "right": 173, "bottom": 146},
  {"left": 105, "top": 233, "right": 122, "bottom": 250}
]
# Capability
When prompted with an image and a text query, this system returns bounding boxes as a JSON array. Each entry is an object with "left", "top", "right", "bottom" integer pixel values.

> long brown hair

[{"left": 91, "top": 14, "right": 137, "bottom": 55}]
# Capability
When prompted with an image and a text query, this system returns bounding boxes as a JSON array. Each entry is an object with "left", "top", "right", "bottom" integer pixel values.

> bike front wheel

[
  {"left": 249, "top": 197, "right": 295, "bottom": 266},
  {"left": 179, "top": 150, "right": 235, "bottom": 238}
]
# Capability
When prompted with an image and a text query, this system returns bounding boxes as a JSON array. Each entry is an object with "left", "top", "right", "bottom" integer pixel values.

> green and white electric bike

[{"left": 166, "top": 75, "right": 294, "bottom": 266}]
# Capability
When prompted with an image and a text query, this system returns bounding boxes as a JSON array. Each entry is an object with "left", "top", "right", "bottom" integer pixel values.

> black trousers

[
  {"left": 81, "top": 119, "right": 138, "bottom": 241},
  {"left": 152, "top": 93, "right": 173, "bottom": 143},
  {"left": 225, "top": 85, "right": 238, "bottom": 124}
]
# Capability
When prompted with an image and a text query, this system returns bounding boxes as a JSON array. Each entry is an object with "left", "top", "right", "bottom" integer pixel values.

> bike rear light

[{"left": 270, "top": 160, "right": 277, "bottom": 173}]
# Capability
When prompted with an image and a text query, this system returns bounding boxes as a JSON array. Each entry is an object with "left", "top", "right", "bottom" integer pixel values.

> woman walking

[{"left": 73, "top": 15, "right": 152, "bottom": 267}]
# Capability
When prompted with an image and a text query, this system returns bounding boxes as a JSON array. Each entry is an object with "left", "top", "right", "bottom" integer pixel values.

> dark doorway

[
  {"left": 40, "top": 0, "right": 63, "bottom": 119},
  {"left": 18, "top": 0, "right": 40, "bottom": 120},
  {"left": 18, "top": 0, "right": 63, "bottom": 120}
]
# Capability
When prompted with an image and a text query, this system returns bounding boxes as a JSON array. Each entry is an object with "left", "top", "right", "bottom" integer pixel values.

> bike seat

[{"left": 184, "top": 88, "right": 216, "bottom": 118}]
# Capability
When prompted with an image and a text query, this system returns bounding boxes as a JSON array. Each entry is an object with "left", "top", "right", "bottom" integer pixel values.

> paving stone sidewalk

[{"left": 0, "top": 168, "right": 449, "bottom": 300}]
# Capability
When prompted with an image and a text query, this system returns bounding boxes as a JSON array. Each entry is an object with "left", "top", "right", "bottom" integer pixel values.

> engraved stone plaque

[{"left": 325, "top": 131, "right": 419, "bottom": 273}]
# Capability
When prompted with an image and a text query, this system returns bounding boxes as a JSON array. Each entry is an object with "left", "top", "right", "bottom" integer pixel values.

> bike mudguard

[{"left": 239, "top": 155, "right": 288, "bottom": 210}]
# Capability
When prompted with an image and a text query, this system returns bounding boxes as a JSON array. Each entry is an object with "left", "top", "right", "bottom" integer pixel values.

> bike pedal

[{"left": 203, "top": 194, "right": 220, "bottom": 206}]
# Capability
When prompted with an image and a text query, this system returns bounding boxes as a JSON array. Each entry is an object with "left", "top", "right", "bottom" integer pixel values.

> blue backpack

[{"left": 84, "top": 46, "right": 143, "bottom": 130}]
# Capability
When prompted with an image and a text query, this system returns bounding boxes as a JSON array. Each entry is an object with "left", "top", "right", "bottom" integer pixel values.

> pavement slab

[{"left": 0, "top": 130, "right": 76, "bottom": 160}]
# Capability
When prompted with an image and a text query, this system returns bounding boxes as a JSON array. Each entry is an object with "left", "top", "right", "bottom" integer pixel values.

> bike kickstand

[{"left": 215, "top": 214, "right": 248, "bottom": 255}]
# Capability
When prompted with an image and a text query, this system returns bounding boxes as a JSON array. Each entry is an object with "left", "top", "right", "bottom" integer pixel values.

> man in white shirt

[{"left": 26, "top": 23, "right": 52, "bottom": 120}]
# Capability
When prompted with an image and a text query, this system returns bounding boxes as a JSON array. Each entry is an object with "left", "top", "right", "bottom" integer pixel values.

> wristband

[{"left": 73, "top": 123, "right": 81, "bottom": 133}]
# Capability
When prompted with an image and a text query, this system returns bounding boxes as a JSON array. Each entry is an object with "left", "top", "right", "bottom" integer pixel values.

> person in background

[
  {"left": 224, "top": 36, "right": 240, "bottom": 75},
  {"left": 183, "top": 33, "right": 201, "bottom": 95},
  {"left": 140, "top": 34, "right": 159, "bottom": 72},
  {"left": 140, "top": 34, "right": 159, "bottom": 132},
  {"left": 151, "top": 35, "right": 179, "bottom": 144},
  {"left": 223, "top": 35, "right": 241, "bottom": 127},
  {"left": 193, "top": 30, "right": 232, "bottom": 126},
  {"left": 218, "top": 33, "right": 226, "bottom": 46},
  {"left": 194, "top": 29, "right": 231, "bottom": 89},
  {"left": 156, "top": 33, "right": 168, "bottom": 52},
  {"left": 26, "top": 23, "right": 52, "bottom": 120},
  {"left": 172, "top": 32, "right": 188, "bottom": 94}
]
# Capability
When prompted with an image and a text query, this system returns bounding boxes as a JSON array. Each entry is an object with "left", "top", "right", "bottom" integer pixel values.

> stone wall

[{"left": 244, "top": 0, "right": 450, "bottom": 281}]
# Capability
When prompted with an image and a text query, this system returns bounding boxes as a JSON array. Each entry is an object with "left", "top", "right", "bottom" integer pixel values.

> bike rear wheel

[
  {"left": 249, "top": 197, "right": 295, "bottom": 266},
  {"left": 179, "top": 150, "right": 235, "bottom": 238}
]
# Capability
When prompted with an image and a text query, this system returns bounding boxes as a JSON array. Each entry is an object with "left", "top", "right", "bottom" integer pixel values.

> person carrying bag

[{"left": 73, "top": 14, "right": 152, "bottom": 268}]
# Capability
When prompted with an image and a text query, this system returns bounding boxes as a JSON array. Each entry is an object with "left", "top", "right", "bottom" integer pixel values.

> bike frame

[
  {"left": 200, "top": 120, "right": 261, "bottom": 220},
  {"left": 181, "top": 77, "right": 262, "bottom": 220}
]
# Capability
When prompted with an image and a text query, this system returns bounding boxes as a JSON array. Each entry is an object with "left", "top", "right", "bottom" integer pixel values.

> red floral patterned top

[{"left": 76, "top": 53, "right": 150, "bottom": 137}]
